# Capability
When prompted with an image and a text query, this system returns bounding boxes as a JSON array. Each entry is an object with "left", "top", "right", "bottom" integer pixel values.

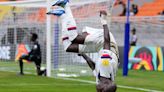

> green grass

[
  {"left": 0, "top": 71, "right": 96, "bottom": 92},
  {"left": 0, "top": 61, "right": 164, "bottom": 92}
]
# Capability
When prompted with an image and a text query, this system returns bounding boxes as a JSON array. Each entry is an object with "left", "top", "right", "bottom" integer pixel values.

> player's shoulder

[{"left": 34, "top": 41, "right": 40, "bottom": 46}]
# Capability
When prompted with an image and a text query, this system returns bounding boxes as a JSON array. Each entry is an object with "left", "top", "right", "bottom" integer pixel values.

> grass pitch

[{"left": 0, "top": 61, "right": 164, "bottom": 92}]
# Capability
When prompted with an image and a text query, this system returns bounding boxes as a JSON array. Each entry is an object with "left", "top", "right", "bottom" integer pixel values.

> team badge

[{"left": 102, "top": 59, "right": 110, "bottom": 66}]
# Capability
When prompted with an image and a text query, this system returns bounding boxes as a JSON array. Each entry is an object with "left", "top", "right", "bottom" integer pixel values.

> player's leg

[
  {"left": 31, "top": 57, "right": 46, "bottom": 76},
  {"left": 47, "top": 1, "right": 101, "bottom": 53},
  {"left": 47, "top": 9, "right": 83, "bottom": 53},
  {"left": 18, "top": 55, "right": 29, "bottom": 75},
  {"left": 62, "top": 38, "right": 97, "bottom": 53},
  {"left": 48, "top": 0, "right": 88, "bottom": 43},
  {"left": 53, "top": 0, "right": 80, "bottom": 42},
  {"left": 34, "top": 59, "right": 42, "bottom": 76}
]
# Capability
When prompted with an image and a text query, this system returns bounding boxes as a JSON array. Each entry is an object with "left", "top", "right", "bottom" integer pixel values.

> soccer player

[
  {"left": 47, "top": 0, "right": 119, "bottom": 59},
  {"left": 130, "top": 28, "right": 137, "bottom": 46},
  {"left": 79, "top": 10, "right": 117, "bottom": 92},
  {"left": 18, "top": 33, "right": 46, "bottom": 76}
]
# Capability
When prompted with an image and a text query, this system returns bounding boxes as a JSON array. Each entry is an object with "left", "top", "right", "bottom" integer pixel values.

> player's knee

[{"left": 62, "top": 39, "right": 72, "bottom": 51}]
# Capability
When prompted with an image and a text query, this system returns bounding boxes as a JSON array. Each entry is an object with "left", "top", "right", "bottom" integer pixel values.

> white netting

[{"left": 0, "top": 0, "right": 114, "bottom": 77}]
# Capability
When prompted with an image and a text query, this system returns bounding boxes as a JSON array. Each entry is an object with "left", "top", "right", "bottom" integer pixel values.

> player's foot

[
  {"left": 38, "top": 68, "right": 46, "bottom": 76},
  {"left": 47, "top": 8, "right": 65, "bottom": 16},
  {"left": 17, "top": 72, "right": 24, "bottom": 76},
  {"left": 52, "top": 0, "right": 69, "bottom": 7},
  {"left": 43, "top": 69, "right": 47, "bottom": 76}
]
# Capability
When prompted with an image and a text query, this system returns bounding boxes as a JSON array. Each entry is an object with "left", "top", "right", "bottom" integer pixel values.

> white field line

[
  {"left": 56, "top": 77, "right": 164, "bottom": 92},
  {"left": 0, "top": 69, "right": 164, "bottom": 92},
  {"left": 0, "top": 83, "right": 92, "bottom": 86}
]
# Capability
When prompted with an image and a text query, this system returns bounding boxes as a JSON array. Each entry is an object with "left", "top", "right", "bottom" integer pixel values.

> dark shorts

[{"left": 20, "top": 54, "right": 41, "bottom": 66}]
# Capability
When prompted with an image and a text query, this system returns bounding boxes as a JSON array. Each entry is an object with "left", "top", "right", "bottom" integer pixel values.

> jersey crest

[{"left": 101, "top": 59, "right": 110, "bottom": 66}]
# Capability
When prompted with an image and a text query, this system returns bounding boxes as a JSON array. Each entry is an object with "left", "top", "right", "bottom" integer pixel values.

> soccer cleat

[
  {"left": 46, "top": 8, "right": 65, "bottom": 16},
  {"left": 52, "top": 0, "right": 69, "bottom": 7}
]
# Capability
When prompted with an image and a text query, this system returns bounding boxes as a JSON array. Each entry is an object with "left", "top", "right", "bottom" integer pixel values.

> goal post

[{"left": 46, "top": 0, "right": 52, "bottom": 77}]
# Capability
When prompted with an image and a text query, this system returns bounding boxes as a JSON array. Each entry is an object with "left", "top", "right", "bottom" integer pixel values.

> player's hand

[
  {"left": 100, "top": 10, "right": 107, "bottom": 17},
  {"left": 99, "top": 10, "right": 107, "bottom": 25}
]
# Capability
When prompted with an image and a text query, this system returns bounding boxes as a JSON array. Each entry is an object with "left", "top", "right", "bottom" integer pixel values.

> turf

[
  {"left": 0, "top": 71, "right": 96, "bottom": 92},
  {"left": 0, "top": 61, "right": 164, "bottom": 92}
]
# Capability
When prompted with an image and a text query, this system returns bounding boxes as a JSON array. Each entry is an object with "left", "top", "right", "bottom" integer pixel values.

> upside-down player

[
  {"left": 47, "top": 1, "right": 118, "bottom": 91},
  {"left": 78, "top": 10, "right": 118, "bottom": 92},
  {"left": 47, "top": 0, "right": 119, "bottom": 61}
]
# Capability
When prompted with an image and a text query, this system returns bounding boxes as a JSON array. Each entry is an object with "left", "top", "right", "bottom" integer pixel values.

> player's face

[{"left": 30, "top": 35, "right": 35, "bottom": 42}]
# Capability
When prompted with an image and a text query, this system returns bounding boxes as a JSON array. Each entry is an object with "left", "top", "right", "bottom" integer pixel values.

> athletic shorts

[
  {"left": 20, "top": 54, "right": 41, "bottom": 66},
  {"left": 62, "top": 26, "right": 119, "bottom": 58},
  {"left": 79, "top": 26, "right": 118, "bottom": 55}
]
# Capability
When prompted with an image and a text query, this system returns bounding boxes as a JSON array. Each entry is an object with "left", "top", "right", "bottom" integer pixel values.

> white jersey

[
  {"left": 62, "top": 26, "right": 119, "bottom": 58},
  {"left": 80, "top": 26, "right": 119, "bottom": 58},
  {"left": 60, "top": 3, "right": 119, "bottom": 57},
  {"left": 94, "top": 49, "right": 118, "bottom": 84}
]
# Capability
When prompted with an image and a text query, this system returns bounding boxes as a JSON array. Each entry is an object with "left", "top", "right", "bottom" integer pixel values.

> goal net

[{"left": 0, "top": 0, "right": 114, "bottom": 77}]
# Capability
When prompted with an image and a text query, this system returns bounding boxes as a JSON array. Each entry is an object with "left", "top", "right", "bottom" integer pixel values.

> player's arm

[
  {"left": 79, "top": 53, "right": 95, "bottom": 70},
  {"left": 100, "top": 10, "right": 111, "bottom": 50}
]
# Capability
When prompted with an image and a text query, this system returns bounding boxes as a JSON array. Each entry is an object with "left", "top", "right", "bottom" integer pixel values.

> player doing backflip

[{"left": 47, "top": 0, "right": 119, "bottom": 62}]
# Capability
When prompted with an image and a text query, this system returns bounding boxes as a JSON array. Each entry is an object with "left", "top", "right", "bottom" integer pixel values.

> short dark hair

[
  {"left": 103, "top": 81, "right": 117, "bottom": 92},
  {"left": 97, "top": 80, "right": 117, "bottom": 92},
  {"left": 31, "top": 33, "right": 38, "bottom": 40},
  {"left": 132, "top": 28, "right": 136, "bottom": 34}
]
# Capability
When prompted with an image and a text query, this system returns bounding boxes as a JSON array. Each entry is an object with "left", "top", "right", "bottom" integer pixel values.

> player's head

[
  {"left": 97, "top": 79, "right": 117, "bottom": 92},
  {"left": 30, "top": 33, "right": 38, "bottom": 42},
  {"left": 132, "top": 28, "right": 136, "bottom": 34},
  {"left": 103, "top": 81, "right": 117, "bottom": 92}
]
